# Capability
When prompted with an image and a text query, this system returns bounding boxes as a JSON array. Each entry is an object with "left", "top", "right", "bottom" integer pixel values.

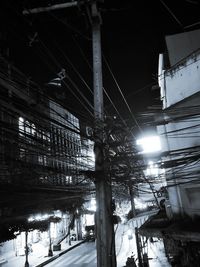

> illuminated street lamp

[
  {"left": 136, "top": 135, "right": 161, "bottom": 154},
  {"left": 90, "top": 198, "right": 96, "bottom": 212},
  {"left": 136, "top": 135, "right": 162, "bottom": 208}
]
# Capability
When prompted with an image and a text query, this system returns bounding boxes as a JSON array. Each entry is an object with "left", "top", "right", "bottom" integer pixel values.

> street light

[
  {"left": 90, "top": 198, "right": 96, "bottom": 212},
  {"left": 136, "top": 135, "right": 162, "bottom": 208},
  {"left": 136, "top": 135, "right": 161, "bottom": 154}
]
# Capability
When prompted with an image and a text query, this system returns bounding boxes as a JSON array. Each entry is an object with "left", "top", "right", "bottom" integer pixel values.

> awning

[{"left": 139, "top": 210, "right": 200, "bottom": 242}]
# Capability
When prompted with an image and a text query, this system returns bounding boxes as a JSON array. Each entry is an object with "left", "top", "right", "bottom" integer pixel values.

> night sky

[{"left": 0, "top": 0, "right": 200, "bottom": 126}]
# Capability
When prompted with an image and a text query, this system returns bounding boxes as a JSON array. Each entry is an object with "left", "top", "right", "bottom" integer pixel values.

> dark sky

[{"left": 0, "top": 0, "right": 200, "bottom": 126}]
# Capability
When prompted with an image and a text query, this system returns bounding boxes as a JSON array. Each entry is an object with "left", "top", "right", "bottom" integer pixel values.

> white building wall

[
  {"left": 158, "top": 49, "right": 200, "bottom": 218},
  {"left": 159, "top": 117, "right": 200, "bottom": 151},
  {"left": 165, "top": 29, "right": 200, "bottom": 66},
  {"left": 158, "top": 104, "right": 200, "bottom": 217},
  {"left": 161, "top": 50, "right": 200, "bottom": 109}
]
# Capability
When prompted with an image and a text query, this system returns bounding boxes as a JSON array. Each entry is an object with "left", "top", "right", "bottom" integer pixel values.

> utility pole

[
  {"left": 23, "top": 1, "right": 116, "bottom": 266},
  {"left": 48, "top": 223, "right": 53, "bottom": 256},
  {"left": 129, "top": 181, "right": 136, "bottom": 217},
  {"left": 24, "top": 230, "right": 29, "bottom": 267},
  {"left": 91, "top": 2, "right": 116, "bottom": 266},
  {"left": 135, "top": 227, "right": 143, "bottom": 267}
]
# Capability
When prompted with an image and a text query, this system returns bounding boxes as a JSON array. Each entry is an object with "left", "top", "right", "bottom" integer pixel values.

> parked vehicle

[{"left": 83, "top": 225, "right": 95, "bottom": 242}]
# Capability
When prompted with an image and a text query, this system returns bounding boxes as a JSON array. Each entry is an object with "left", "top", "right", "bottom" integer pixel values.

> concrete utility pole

[
  {"left": 91, "top": 2, "right": 116, "bottom": 267},
  {"left": 24, "top": 231, "right": 29, "bottom": 267},
  {"left": 135, "top": 227, "right": 143, "bottom": 267},
  {"left": 129, "top": 182, "right": 136, "bottom": 217},
  {"left": 23, "top": 1, "right": 116, "bottom": 266}
]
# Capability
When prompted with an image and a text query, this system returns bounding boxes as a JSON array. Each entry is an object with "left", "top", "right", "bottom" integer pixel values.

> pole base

[{"left": 48, "top": 249, "right": 53, "bottom": 257}]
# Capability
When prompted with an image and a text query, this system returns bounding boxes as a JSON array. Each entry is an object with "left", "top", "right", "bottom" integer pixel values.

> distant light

[
  {"left": 90, "top": 198, "right": 96, "bottom": 212},
  {"left": 42, "top": 214, "right": 49, "bottom": 220},
  {"left": 54, "top": 210, "right": 62, "bottom": 216},
  {"left": 146, "top": 161, "right": 159, "bottom": 176},
  {"left": 85, "top": 214, "right": 94, "bottom": 225},
  {"left": 35, "top": 215, "right": 42, "bottom": 221},
  {"left": 28, "top": 213, "right": 50, "bottom": 222},
  {"left": 136, "top": 136, "right": 161, "bottom": 154},
  {"left": 28, "top": 217, "right": 34, "bottom": 222}
]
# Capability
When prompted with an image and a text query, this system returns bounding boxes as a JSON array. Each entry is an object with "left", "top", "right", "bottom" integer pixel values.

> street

[
  {"left": 45, "top": 221, "right": 170, "bottom": 267},
  {"left": 46, "top": 242, "right": 96, "bottom": 267},
  {"left": 0, "top": 219, "right": 171, "bottom": 267},
  {"left": 0, "top": 214, "right": 169, "bottom": 267}
]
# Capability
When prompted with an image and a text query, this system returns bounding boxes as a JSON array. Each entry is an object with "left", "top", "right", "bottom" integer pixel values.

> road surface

[
  {"left": 46, "top": 242, "right": 96, "bottom": 267},
  {"left": 46, "top": 221, "right": 170, "bottom": 267}
]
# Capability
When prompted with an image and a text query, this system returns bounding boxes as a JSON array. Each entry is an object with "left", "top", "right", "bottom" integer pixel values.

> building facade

[
  {"left": 0, "top": 56, "right": 94, "bottom": 188},
  {"left": 157, "top": 29, "right": 200, "bottom": 219}
]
